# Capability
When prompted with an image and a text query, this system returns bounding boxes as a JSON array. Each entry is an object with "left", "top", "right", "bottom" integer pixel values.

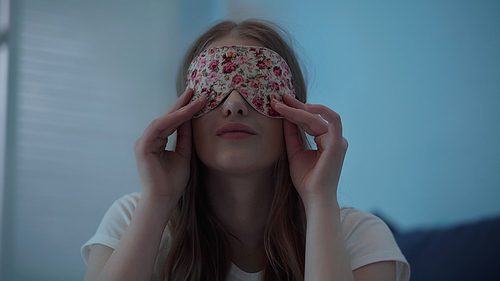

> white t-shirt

[{"left": 82, "top": 192, "right": 410, "bottom": 281}]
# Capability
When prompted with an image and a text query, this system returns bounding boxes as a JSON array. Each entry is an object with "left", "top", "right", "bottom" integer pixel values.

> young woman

[{"left": 82, "top": 19, "right": 410, "bottom": 281}]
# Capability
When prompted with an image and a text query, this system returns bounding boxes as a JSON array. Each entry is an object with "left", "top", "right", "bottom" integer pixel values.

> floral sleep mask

[{"left": 186, "top": 45, "right": 296, "bottom": 118}]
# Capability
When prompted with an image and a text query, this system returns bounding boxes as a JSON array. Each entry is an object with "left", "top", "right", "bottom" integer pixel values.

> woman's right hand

[{"left": 134, "top": 87, "right": 206, "bottom": 201}]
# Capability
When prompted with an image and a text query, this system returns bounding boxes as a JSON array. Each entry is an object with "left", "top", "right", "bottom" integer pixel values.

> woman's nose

[{"left": 221, "top": 90, "right": 249, "bottom": 117}]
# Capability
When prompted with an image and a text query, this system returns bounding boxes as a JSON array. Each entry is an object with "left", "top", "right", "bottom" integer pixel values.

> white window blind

[{"left": 0, "top": 0, "right": 203, "bottom": 279}]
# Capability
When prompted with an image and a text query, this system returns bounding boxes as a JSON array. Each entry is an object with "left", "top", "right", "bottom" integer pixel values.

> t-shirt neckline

[{"left": 229, "top": 262, "right": 264, "bottom": 280}]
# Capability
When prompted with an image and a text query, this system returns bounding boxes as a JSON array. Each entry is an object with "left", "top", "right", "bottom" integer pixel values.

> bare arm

[
  {"left": 84, "top": 245, "right": 113, "bottom": 281},
  {"left": 83, "top": 88, "right": 206, "bottom": 281},
  {"left": 303, "top": 197, "right": 355, "bottom": 281},
  {"left": 303, "top": 197, "right": 397, "bottom": 281},
  {"left": 86, "top": 196, "right": 174, "bottom": 281},
  {"left": 353, "top": 261, "right": 397, "bottom": 281},
  {"left": 273, "top": 95, "right": 397, "bottom": 280}
]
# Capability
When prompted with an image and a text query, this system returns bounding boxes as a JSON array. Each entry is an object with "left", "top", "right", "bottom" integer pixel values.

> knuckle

[
  {"left": 332, "top": 111, "right": 341, "bottom": 123},
  {"left": 149, "top": 118, "right": 160, "bottom": 129},
  {"left": 133, "top": 137, "right": 143, "bottom": 155},
  {"left": 306, "top": 103, "right": 319, "bottom": 111},
  {"left": 317, "top": 104, "right": 327, "bottom": 110},
  {"left": 290, "top": 108, "right": 299, "bottom": 120},
  {"left": 177, "top": 106, "right": 188, "bottom": 115}
]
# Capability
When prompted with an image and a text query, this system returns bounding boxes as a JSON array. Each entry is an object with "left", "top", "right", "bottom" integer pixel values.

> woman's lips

[
  {"left": 216, "top": 123, "right": 256, "bottom": 140},
  {"left": 218, "top": 132, "right": 254, "bottom": 140}
]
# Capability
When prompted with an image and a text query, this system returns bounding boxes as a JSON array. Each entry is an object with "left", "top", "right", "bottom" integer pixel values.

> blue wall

[{"left": 216, "top": 0, "right": 500, "bottom": 231}]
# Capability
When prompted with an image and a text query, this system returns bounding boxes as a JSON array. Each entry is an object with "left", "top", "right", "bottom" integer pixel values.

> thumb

[
  {"left": 174, "top": 120, "right": 193, "bottom": 161},
  {"left": 283, "top": 119, "right": 304, "bottom": 159}
]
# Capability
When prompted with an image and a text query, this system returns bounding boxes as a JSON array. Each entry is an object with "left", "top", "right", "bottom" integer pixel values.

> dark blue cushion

[{"left": 389, "top": 216, "right": 500, "bottom": 281}]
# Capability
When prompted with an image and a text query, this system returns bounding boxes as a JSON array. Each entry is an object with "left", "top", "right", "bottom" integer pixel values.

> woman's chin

[
  {"left": 197, "top": 149, "right": 280, "bottom": 175},
  {"left": 206, "top": 158, "right": 274, "bottom": 176}
]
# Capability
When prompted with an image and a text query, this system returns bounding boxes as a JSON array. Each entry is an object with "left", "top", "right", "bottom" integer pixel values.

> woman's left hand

[{"left": 271, "top": 94, "right": 348, "bottom": 205}]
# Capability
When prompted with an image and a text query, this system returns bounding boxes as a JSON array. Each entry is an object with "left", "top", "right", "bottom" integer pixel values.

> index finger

[
  {"left": 142, "top": 96, "right": 206, "bottom": 143},
  {"left": 283, "top": 119, "right": 304, "bottom": 159},
  {"left": 282, "top": 93, "right": 307, "bottom": 110},
  {"left": 164, "top": 87, "right": 195, "bottom": 115}
]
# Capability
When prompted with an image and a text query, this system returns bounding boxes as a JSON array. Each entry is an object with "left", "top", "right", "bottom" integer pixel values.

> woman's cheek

[{"left": 191, "top": 120, "right": 207, "bottom": 158}]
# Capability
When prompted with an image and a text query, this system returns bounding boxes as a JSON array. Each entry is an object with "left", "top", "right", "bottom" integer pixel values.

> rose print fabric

[{"left": 186, "top": 46, "right": 296, "bottom": 118}]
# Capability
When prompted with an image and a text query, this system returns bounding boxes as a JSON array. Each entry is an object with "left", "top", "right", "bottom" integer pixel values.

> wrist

[
  {"left": 139, "top": 192, "right": 178, "bottom": 214},
  {"left": 302, "top": 194, "right": 340, "bottom": 218}
]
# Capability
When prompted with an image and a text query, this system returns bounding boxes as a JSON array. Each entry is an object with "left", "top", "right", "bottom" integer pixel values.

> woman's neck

[{"left": 204, "top": 167, "right": 275, "bottom": 272}]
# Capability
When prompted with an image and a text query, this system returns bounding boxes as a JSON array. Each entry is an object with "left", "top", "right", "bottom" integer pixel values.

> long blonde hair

[{"left": 154, "top": 19, "right": 310, "bottom": 281}]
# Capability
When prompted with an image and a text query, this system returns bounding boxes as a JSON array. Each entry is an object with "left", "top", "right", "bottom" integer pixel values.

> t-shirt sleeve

[
  {"left": 341, "top": 208, "right": 410, "bottom": 281},
  {"left": 81, "top": 192, "right": 141, "bottom": 265}
]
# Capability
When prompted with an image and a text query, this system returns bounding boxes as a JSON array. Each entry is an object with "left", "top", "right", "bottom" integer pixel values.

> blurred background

[{"left": 0, "top": 0, "right": 499, "bottom": 280}]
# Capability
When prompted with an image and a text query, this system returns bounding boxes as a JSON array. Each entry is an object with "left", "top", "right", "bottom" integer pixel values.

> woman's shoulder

[
  {"left": 101, "top": 192, "right": 142, "bottom": 223},
  {"left": 339, "top": 207, "right": 410, "bottom": 280},
  {"left": 113, "top": 192, "right": 142, "bottom": 208},
  {"left": 105, "top": 192, "right": 142, "bottom": 222},
  {"left": 81, "top": 192, "right": 142, "bottom": 263},
  {"left": 339, "top": 207, "right": 382, "bottom": 224},
  {"left": 339, "top": 207, "right": 394, "bottom": 244},
  {"left": 115, "top": 191, "right": 142, "bottom": 205}
]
